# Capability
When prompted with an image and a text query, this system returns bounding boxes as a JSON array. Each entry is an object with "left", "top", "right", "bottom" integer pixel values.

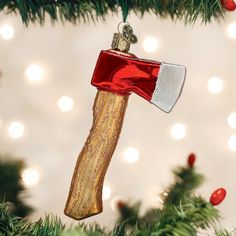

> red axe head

[{"left": 91, "top": 30, "right": 186, "bottom": 113}]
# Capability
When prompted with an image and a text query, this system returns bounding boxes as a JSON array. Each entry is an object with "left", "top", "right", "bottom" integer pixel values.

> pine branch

[
  {"left": 163, "top": 165, "right": 204, "bottom": 206},
  {"left": 0, "top": 0, "right": 225, "bottom": 25},
  {"left": 214, "top": 228, "right": 236, "bottom": 236},
  {"left": 25, "top": 215, "right": 64, "bottom": 236},
  {"left": 1, "top": 200, "right": 233, "bottom": 236},
  {"left": 0, "top": 203, "right": 27, "bottom": 235},
  {"left": 61, "top": 224, "right": 107, "bottom": 236},
  {"left": 0, "top": 154, "right": 233, "bottom": 236},
  {"left": 0, "top": 157, "right": 34, "bottom": 217},
  {"left": 112, "top": 196, "right": 222, "bottom": 236},
  {"left": 113, "top": 202, "right": 141, "bottom": 236},
  {"left": 114, "top": 157, "right": 229, "bottom": 236},
  {"left": 140, "top": 197, "right": 220, "bottom": 236},
  {"left": 0, "top": 203, "right": 108, "bottom": 236}
]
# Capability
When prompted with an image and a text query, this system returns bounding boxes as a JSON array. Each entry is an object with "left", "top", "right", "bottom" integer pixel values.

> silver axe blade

[{"left": 151, "top": 62, "right": 186, "bottom": 113}]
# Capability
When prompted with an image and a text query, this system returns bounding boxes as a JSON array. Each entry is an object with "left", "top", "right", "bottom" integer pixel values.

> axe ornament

[{"left": 64, "top": 24, "right": 186, "bottom": 220}]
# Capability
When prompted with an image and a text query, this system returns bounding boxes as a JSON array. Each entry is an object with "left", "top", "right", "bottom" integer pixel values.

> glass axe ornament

[{"left": 64, "top": 23, "right": 186, "bottom": 220}]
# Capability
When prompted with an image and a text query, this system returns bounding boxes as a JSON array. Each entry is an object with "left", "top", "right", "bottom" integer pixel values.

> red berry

[
  {"left": 210, "top": 188, "right": 227, "bottom": 206},
  {"left": 117, "top": 200, "right": 126, "bottom": 210},
  {"left": 187, "top": 153, "right": 196, "bottom": 167},
  {"left": 221, "top": 0, "right": 236, "bottom": 11}
]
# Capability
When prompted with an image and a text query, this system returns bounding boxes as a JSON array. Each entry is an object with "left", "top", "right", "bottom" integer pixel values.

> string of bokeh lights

[{"left": 0, "top": 20, "right": 236, "bottom": 209}]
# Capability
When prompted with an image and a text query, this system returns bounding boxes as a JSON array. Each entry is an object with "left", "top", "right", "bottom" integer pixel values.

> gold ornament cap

[
  {"left": 111, "top": 23, "right": 138, "bottom": 53},
  {"left": 111, "top": 33, "right": 130, "bottom": 52}
]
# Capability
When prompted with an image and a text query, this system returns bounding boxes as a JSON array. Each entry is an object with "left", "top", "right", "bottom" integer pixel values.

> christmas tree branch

[
  {"left": 0, "top": 203, "right": 106, "bottom": 236},
  {"left": 114, "top": 197, "right": 221, "bottom": 236},
  {"left": 0, "top": 154, "right": 233, "bottom": 235},
  {"left": 114, "top": 156, "right": 228, "bottom": 236},
  {"left": 0, "top": 157, "right": 33, "bottom": 217},
  {"left": 148, "top": 197, "right": 219, "bottom": 236},
  {"left": 0, "top": 0, "right": 225, "bottom": 25},
  {"left": 214, "top": 228, "right": 236, "bottom": 236},
  {"left": 164, "top": 165, "right": 204, "bottom": 205}
]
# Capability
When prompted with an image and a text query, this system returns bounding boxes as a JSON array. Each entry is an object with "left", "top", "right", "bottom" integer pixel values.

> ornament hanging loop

[
  {"left": 112, "top": 22, "right": 137, "bottom": 53},
  {"left": 117, "top": 22, "right": 138, "bottom": 44},
  {"left": 117, "top": 21, "right": 125, "bottom": 34}
]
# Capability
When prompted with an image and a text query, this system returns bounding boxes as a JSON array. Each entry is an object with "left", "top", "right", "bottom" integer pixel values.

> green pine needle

[
  {"left": 214, "top": 228, "right": 236, "bottom": 236},
  {"left": 27, "top": 215, "right": 64, "bottom": 236},
  {"left": 0, "top": 0, "right": 225, "bottom": 25},
  {"left": 164, "top": 166, "right": 204, "bottom": 206},
  {"left": 0, "top": 157, "right": 33, "bottom": 218}
]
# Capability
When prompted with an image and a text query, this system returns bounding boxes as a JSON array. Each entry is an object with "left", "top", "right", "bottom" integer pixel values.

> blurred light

[
  {"left": 207, "top": 77, "right": 224, "bottom": 94},
  {"left": 227, "top": 23, "right": 236, "bottom": 39},
  {"left": 157, "top": 190, "right": 168, "bottom": 204},
  {"left": 163, "top": 191, "right": 168, "bottom": 197},
  {"left": 25, "top": 64, "right": 43, "bottom": 82},
  {"left": 156, "top": 196, "right": 164, "bottom": 204},
  {"left": 143, "top": 36, "right": 159, "bottom": 53},
  {"left": 102, "top": 185, "right": 111, "bottom": 200},
  {"left": 170, "top": 123, "right": 186, "bottom": 140},
  {"left": 227, "top": 113, "right": 236, "bottom": 128},
  {"left": 22, "top": 168, "right": 39, "bottom": 187},
  {"left": 111, "top": 196, "right": 125, "bottom": 212},
  {"left": 57, "top": 96, "right": 74, "bottom": 112},
  {"left": 8, "top": 121, "right": 24, "bottom": 139},
  {"left": 161, "top": 191, "right": 168, "bottom": 199},
  {"left": 124, "top": 147, "right": 140, "bottom": 163},
  {"left": 228, "top": 135, "right": 236, "bottom": 151},
  {"left": 0, "top": 24, "right": 14, "bottom": 40}
]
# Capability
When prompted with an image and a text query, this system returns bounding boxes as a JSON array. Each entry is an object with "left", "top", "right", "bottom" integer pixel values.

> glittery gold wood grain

[{"left": 64, "top": 90, "right": 129, "bottom": 220}]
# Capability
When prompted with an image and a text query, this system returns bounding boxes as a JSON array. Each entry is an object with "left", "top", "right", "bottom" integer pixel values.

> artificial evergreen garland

[
  {"left": 0, "top": 0, "right": 225, "bottom": 25},
  {"left": 0, "top": 154, "right": 235, "bottom": 236},
  {"left": 0, "top": 157, "right": 33, "bottom": 218}
]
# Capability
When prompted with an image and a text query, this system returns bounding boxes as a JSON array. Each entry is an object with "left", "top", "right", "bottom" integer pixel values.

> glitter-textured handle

[{"left": 64, "top": 90, "right": 129, "bottom": 220}]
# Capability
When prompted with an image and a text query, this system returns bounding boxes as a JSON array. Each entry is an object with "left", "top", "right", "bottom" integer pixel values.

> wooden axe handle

[{"left": 64, "top": 90, "right": 129, "bottom": 220}]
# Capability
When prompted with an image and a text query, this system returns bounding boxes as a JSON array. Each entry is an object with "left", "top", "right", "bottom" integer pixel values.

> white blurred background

[{"left": 0, "top": 10, "right": 236, "bottom": 231}]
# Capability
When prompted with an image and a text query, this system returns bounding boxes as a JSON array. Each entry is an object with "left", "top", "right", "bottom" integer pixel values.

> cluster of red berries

[{"left": 187, "top": 153, "right": 226, "bottom": 206}]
